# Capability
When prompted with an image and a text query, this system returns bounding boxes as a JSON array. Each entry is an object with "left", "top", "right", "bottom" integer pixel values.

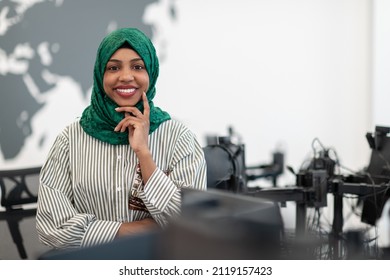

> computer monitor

[{"left": 159, "top": 188, "right": 285, "bottom": 259}]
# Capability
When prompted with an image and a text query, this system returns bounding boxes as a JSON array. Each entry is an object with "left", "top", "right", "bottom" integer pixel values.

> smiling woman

[{"left": 35, "top": 28, "right": 207, "bottom": 250}]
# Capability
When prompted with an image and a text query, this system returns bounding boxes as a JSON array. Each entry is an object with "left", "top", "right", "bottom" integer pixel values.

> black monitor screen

[{"left": 159, "top": 188, "right": 285, "bottom": 259}]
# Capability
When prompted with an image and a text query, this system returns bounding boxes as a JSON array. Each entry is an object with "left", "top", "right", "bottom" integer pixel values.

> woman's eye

[
  {"left": 133, "top": 65, "right": 145, "bottom": 70},
  {"left": 107, "top": 65, "right": 119, "bottom": 71}
]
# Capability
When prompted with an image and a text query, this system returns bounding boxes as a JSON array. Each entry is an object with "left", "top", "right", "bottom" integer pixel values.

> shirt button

[
  {"left": 150, "top": 198, "right": 156, "bottom": 204},
  {"left": 117, "top": 155, "right": 122, "bottom": 160},
  {"left": 116, "top": 186, "right": 121, "bottom": 192}
]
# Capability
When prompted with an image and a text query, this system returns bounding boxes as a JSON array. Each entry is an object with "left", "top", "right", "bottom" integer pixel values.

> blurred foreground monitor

[{"left": 160, "top": 188, "right": 284, "bottom": 259}]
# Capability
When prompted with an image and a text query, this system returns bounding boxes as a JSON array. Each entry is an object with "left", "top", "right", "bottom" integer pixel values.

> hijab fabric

[{"left": 80, "top": 28, "right": 171, "bottom": 145}]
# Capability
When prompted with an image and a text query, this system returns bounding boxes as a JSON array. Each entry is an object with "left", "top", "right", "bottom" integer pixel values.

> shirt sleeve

[
  {"left": 36, "top": 131, "right": 121, "bottom": 249},
  {"left": 139, "top": 128, "right": 207, "bottom": 227}
]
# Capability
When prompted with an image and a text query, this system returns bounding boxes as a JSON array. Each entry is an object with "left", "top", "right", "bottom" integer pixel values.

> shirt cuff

[
  {"left": 140, "top": 168, "right": 178, "bottom": 213},
  {"left": 81, "top": 220, "right": 121, "bottom": 247}
]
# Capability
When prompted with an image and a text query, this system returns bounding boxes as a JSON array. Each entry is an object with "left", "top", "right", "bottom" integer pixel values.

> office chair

[
  {"left": 0, "top": 167, "right": 41, "bottom": 259},
  {"left": 202, "top": 139, "right": 247, "bottom": 193}
]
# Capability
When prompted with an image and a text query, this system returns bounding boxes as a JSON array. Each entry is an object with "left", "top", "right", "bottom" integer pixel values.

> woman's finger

[
  {"left": 115, "top": 116, "right": 136, "bottom": 132},
  {"left": 142, "top": 92, "right": 150, "bottom": 119},
  {"left": 115, "top": 106, "right": 142, "bottom": 117}
]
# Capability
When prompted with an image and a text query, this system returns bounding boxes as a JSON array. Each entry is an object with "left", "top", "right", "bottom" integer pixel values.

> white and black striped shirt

[{"left": 36, "top": 119, "right": 207, "bottom": 249}]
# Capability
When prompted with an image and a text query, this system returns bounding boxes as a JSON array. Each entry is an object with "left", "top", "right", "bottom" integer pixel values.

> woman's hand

[
  {"left": 114, "top": 92, "right": 150, "bottom": 154},
  {"left": 116, "top": 218, "right": 159, "bottom": 238},
  {"left": 115, "top": 92, "right": 156, "bottom": 183}
]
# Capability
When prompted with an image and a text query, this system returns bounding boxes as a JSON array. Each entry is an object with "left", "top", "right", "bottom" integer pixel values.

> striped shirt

[{"left": 36, "top": 119, "right": 207, "bottom": 249}]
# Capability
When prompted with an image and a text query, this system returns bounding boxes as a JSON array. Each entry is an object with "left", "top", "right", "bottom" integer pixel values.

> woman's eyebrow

[{"left": 108, "top": 57, "right": 143, "bottom": 63}]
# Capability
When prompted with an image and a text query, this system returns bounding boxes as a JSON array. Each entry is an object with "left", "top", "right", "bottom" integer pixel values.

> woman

[{"left": 36, "top": 28, "right": 207, "bottom": 249}]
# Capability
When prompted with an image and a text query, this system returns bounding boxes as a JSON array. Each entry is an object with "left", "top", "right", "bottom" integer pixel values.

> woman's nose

[{"left": 119, "top": 69, "right": 134, "bottom": 81}]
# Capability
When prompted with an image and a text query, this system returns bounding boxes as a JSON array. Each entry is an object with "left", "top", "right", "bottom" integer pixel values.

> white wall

[
  {"left": 372, "top": 0, "right": 390, "bottom": 127},
  {"left": 154, "top": 0, "right": 372, "bottom": 179},
  {"left": 148, "top": 0, "right": 373, "bottom": 230}
]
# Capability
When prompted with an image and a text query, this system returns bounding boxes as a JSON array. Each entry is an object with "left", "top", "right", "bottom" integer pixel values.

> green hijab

[{"left": 80, "top": 28, "right": 171, "bottom": 145}]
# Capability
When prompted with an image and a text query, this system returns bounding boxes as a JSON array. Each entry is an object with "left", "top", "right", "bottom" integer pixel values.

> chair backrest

[
  {"left": 0, "top": 167, "right": 41, "bottom": 210},
  {"left": 203, "top": 142, "right": 247, "bottom": 193}
]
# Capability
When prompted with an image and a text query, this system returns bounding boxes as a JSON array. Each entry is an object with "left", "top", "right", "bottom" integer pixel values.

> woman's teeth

[{"left": 117, "top": 88, "right": 136, "bottom": 93}]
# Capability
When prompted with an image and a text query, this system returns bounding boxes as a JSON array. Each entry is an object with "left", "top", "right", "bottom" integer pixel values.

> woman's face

[{"left": 103, "top": 48, "right": 150, "bottom": 107}]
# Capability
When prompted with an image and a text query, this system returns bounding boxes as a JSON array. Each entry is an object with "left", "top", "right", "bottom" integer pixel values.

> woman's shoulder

[
  {"left": 155, "top": 119, "right": 203, "bottom": 147},
  {"left": 63, "top": 118, "right": 82, "bottom": 131},
  {"left": 157, "top": 119, "right": 191, "bottom": 135},
  {"left": 57, "top": 118, "right": 84, "bottom": 137}
]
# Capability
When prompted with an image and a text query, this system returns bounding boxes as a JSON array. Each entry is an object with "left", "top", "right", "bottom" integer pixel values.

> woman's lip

[{"left": 115, "top": 87, "right": 137, "bottom": 97}]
